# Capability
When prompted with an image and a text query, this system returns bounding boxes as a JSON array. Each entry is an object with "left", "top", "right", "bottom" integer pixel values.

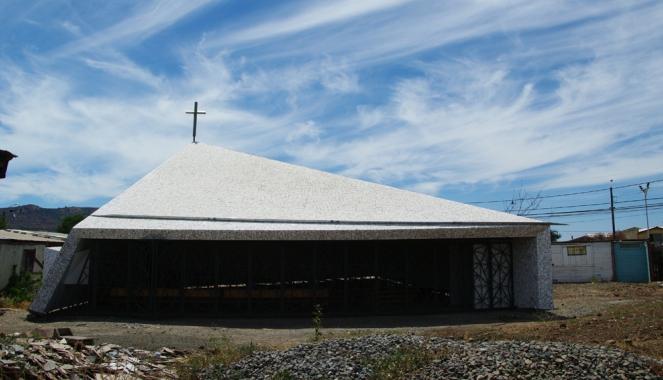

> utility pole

[
  {"left": 639, "top": 182, "right": 650, "bottom": 240},
  {"left": 610, "top": 180, "right": 616, "bottom": 240},
  {"left": 609, "top": 180, "right": 617, "bottom": 281}
]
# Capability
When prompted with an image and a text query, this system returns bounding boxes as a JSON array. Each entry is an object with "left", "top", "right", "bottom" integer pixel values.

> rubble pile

[
  {"left": 0, "top": 332, "right": 184, "bottom": 379},
  {"left": 204, "top": 334, "right": 662, "bottom": 380}
]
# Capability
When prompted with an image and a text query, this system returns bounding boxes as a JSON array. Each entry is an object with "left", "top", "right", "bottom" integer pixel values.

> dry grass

[
  {"left": 427, "top": 282, "right": 663, "bottom": 362},
  {"left": 173, "top": 336, "right": 261, "bottom": 380},
  {"left": 0, "top": 298, "right": 31, "bottom": 310},
  {"left": 366, "top": 346, "right": 440, "bottom": 380}
]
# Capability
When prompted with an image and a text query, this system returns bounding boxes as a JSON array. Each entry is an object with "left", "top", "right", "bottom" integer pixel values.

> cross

[{"left": 186, "top": 101, "right": 206, "bottom": 143}]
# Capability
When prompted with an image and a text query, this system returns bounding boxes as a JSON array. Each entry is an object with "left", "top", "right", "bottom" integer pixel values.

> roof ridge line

[{"left": 92, "top": 213, "right": 551, "bottom": 226}]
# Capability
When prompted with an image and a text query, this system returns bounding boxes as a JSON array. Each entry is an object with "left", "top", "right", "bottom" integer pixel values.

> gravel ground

[{"left": 202, "top": 335, "right": 662, "bottom": 380}]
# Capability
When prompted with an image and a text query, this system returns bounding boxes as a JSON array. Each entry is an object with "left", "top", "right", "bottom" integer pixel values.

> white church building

[{"left": 31, "top": 143, "right": 552, "bottom": 317}]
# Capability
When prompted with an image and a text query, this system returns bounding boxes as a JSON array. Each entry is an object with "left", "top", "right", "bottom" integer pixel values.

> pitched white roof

[{"left": 77, "top": 143, "right": 542, "bottom": 234}]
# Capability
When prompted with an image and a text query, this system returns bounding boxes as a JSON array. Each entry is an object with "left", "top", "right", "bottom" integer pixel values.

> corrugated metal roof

[
  {"left": 0, "top": 229, "right": 65, "bottom": 245},
  {"left": 8, "top": 229, "right": 68, "bottom": 240},
  {"left": 639, "top": 226, "right": 663, "bottom": 233}
]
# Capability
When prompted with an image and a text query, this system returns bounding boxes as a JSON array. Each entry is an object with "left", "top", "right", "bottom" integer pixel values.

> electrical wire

[
  {"left": 469, "top": 178, "right": 663, "bottom": 204},
  {"left": 529, "top": 203, "right": 663, "bottom": 218}
]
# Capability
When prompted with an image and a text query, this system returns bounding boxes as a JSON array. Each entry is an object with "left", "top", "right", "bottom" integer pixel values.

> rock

[
  {"left": 52, "top": 328, "right": 73, "bottom": 339},
  {"left": 43, "top": 360, "right": 57, "bottom": 371},
  {"left": 30, "top": 328, "right": 52, "bottom": 339},
  {"left": 200, "top": 334, "right": 662, "bottom": 380},
  {"left": 10, "top": 344, "right": 24, "bottom": 354}
]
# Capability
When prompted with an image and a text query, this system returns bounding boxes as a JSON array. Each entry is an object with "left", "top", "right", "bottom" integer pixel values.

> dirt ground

[
  {"left": 1, "top": 282, "right": 661, "bottom": 359},
  {"left": 427, "top": 282, "right": 663, "bottom": 361}
]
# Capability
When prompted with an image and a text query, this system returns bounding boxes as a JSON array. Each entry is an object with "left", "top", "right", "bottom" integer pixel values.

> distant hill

[{"left": 0, "top": 204, "right": 97, "bottom": 232}]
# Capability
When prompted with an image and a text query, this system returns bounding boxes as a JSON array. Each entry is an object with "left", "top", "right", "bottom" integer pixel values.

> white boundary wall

[{"left": 551, "top": 241, "right": 613, "bottom": 283}]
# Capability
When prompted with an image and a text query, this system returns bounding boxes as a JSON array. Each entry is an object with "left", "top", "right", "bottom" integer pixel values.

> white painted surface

[
  {"left": 79, "top": 143, "right": 540, "bottom": 232},
  {"left": 0, "top": 243, "right": 44, "bottom": 289},
  {"left": 63, "top": 249, "right": 88, "bottom": 285},
  {"left": 32, "top": 143, "right": 552, "bottom": 314},
  {"left": 513, "top": 228, "right": 553, "bottom": 310},
  {"left": 551, "top": 242, "right": 613, "bottom": 282},
  {"left": 43, "top": 246, "right": 61, "bottom": 278}
]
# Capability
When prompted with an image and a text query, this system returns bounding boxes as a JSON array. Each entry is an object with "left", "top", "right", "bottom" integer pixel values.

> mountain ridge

[{"left": 0, "top": 204, "right": 97, "bottom": 231}]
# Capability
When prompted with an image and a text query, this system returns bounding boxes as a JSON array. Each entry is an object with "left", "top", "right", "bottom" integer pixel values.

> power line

[
  {"left": 615, "top": 196, "right": 663, "bottom": 204},
  {"left": 526, "top": 201, "right": 663, "bottom": 217},
  {"left": 527, "top": 201, "right": 609, "bottom": 211},
  {"left": 491, "top": 196, "right": 663, "bottom": 216},
  {"left": 613, "top": 178, "right": 663, "bottom": 190},
  {"left": 541, "top": 216, "right": 613, "bottom": 224},
  {"left": 530, "top": 203, "right": 663, "bottom": 218},
  {"left": 469, "top": 178, "right": 663, "bottom": 204},
  {"left": 533, "top": 207, "right": 663, "bottom": 219},
  {"left": 496, "top": 196, "right": 663, "bottom": 214},
  {"left": 470, "top": 188, "right": 607, "bottom": 204}
]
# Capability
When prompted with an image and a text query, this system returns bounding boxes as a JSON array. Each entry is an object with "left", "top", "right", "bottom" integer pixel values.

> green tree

[
  {"left": 57, "top": 214, "right": 86, "bottom": 233},
  {"left": 0, "top": 213, "right": 6, "bottom": 229},
  {"left": 550, "top": 230, "right": 562, "bottom": 242}
]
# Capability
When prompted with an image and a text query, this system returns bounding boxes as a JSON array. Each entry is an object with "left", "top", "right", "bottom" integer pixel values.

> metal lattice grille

[
  {"left": 473, "top": 242, "right": 513, "bottom": 309},
  {"left": 472, "top": 244, "right": 491, "bottom": 309},
  {"left": 491, "top": 243, "right": 513, "bottom": 308}
]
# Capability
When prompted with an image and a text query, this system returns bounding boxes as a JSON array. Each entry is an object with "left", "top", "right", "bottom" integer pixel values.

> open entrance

[{"left": 80, "top": 239, "right": 512, "bottom": 317}]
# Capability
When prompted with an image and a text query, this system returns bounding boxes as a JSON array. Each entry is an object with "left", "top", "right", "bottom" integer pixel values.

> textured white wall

[
  {"left": 43, "top": 247, "right": 61, "bottom": 279},
  {"left": 30, "top": 233, "right": 83, "bottom": 314},
  {"left": 512, "top": 228, "right": 553, "bottom": 310},
  {"left": 551, "top": 242, "right": 613, "bottom": 282}
]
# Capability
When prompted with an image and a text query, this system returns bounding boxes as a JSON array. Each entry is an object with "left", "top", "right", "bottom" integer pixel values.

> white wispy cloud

[
  {"left": 209, "top": 0, "right": 625, "bottom": 67},
  {"left": 282, "top": 2, "right": 663, "bottom": 193},
  {"left": 216, "top": 0, "right": 411, "bottom": 46},
  {"left": 53, "top": 0, "right": 216, "bottom": 57},
  {"left": 0, "top": 50, "right": 313, "bottom": 202},
  {"left": 59, "top": 20, "right": 81, "bottom": 36},
  {"left": 83, "top": 55, "right": 164, "bottom": 89},
  {"left": 286, "top": 121, "right": 321, "bottom": 144},
  {"left": 1, "top": 0, "right": 662, "bottom": 206}
]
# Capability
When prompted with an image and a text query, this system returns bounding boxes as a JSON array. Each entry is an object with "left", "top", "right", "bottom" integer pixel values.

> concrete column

[
  {"left": 30, "top": 232, "right": 85, "bottom": 314},
  {"left": 512, "top": 227, "right": 553, "bottom": 310}
]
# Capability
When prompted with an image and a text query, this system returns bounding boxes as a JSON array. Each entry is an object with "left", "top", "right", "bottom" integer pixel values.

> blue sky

[{"left": 1, "top": 0, "right": 662, "bottom": 238}]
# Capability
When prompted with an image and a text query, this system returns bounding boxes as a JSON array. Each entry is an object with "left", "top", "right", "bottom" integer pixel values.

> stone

[
  {"left": 200, "top": 334, "right": 662, "bottom": 380},
  {"left": 43, "top": 360, "right": 57, "bottom": 371}
]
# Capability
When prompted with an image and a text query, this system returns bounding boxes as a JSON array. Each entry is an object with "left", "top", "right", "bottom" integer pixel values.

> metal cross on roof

[{"left": 186, "top": 101, "right": 206, "bottom": 143}]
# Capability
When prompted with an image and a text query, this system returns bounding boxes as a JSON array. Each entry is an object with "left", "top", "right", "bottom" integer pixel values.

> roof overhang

[{"left": 74, "top": 216, "right": 549, "bottom": 241}]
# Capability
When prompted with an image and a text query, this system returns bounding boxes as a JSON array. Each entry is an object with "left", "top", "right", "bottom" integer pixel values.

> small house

[{"left": 0, "top": 230, "right": 65, "bottom": 289}]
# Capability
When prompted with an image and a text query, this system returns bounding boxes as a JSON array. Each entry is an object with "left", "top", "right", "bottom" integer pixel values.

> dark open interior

[{"left": 72, "top": 239, "right": 513, "bottom": 317}]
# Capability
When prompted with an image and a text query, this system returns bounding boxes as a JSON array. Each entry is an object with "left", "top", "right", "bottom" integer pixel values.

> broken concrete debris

[{"left": 0, "top": 331, "right": 184, "bottom": 379}]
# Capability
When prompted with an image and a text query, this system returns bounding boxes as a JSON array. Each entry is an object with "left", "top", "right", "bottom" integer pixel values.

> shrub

[
  {"left": 1, "top": 270, "right": 41, "bottom": 307},
  {"left": 312, "top": 304, "right": 323, "bottom": 341}
]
